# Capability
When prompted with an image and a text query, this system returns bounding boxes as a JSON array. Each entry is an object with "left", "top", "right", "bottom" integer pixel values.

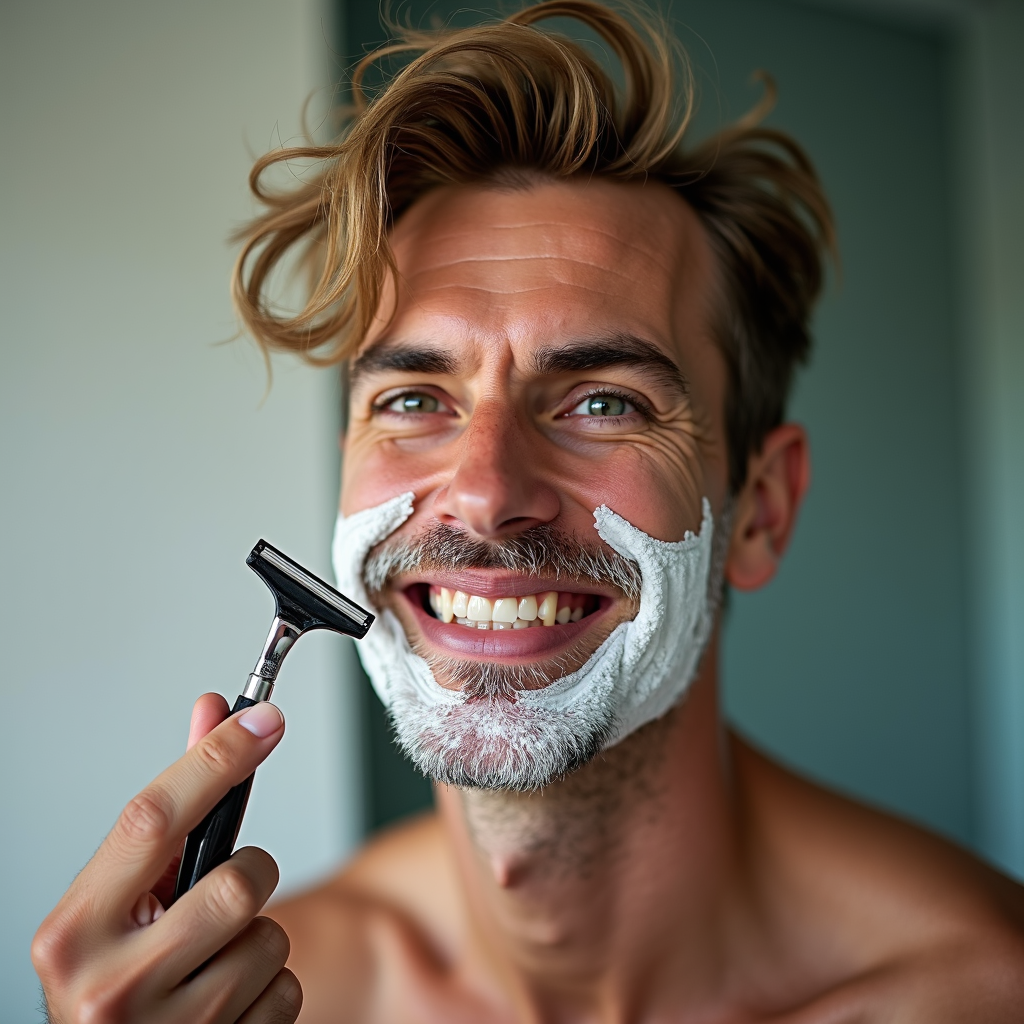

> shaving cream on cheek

[{"left": 331, "top": 493, "right": 715, "bottom": 785}]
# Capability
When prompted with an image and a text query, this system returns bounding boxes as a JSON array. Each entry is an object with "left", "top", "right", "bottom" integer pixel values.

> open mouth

[
  {"left": 396, "top": 581, "right": 617, "bottom": 666},
  {"left": 417, "top": 584, "right": 601, "bottom": 630}
]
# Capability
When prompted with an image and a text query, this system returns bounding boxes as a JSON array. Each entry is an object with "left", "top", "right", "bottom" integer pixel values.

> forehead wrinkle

[
  {"left": 408, "top": 223, "right": 674, "bottom": 260},
  {"left": 403, "top": 211, "right": 681, "bottom": 250},
  {"left": 400, "top": 243, "right": 676, "bottom": 278},
  {"left": 396, "top": 220, "right": 680, "bottom": 277},
  {"left": 403, "top": 259, "right": 666, "bottom": 297},
  {"left": 408, "top": 281, "right": 633, "bottom": 299}
]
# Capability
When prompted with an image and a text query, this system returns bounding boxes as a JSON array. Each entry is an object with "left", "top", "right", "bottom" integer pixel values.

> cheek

[
  {"left": 340, "top": 434, "right": 450, "bottom": 515},
  {"left": 560, "top": 442, "right": 709, "bottom": 543},
  {"left": 340, "top": 420, "right": 721, "bottom": 541}
]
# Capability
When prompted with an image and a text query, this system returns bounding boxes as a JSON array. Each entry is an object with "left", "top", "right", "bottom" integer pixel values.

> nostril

[{"left": 499, "top": 516, "right": 541, "bottom": 531}]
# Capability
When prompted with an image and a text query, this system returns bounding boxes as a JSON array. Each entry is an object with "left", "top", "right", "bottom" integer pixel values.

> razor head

[{"left": 247, "top": 540, "right": 373, "bottom": 640}]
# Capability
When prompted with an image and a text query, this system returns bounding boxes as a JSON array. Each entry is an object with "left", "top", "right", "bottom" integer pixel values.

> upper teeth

[{"left": 428, "top": 587, "right": 587, "bottom": 628}]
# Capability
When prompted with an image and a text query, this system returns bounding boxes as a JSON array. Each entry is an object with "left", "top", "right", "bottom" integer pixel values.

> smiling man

[
  {"left": 333, "top": 179, "right": 724, "bottom": 796},
  {"left": 33, "top": 2, "right": 1024, "bottom": 1022}
]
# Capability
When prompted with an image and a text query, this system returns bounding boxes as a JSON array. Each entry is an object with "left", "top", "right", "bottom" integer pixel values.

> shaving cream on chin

[{"left": 331, "top": 492, "right": 716, "bottom": 787}]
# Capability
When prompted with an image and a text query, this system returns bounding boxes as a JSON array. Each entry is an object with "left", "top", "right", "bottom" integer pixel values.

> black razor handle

[
  {"left": 168, "top": 539, "right": 373, "bottom": 906},
  {"left": 172, "top": 694, "right": 258, "bottom": 903}
]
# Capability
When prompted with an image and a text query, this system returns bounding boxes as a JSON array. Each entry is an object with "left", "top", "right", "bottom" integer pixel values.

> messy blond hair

[{"left": 232, "top": 0, "right": 834, "bottom": 491}]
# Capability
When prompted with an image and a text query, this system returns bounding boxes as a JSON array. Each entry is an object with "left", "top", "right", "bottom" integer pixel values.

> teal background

[{"left": 339, "top": 0, "right": 974, "bottom": 844}]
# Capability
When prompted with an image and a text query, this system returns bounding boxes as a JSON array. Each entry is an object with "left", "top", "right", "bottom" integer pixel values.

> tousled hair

[{"left": 232, "top": 0, "right": 835, "bottom": 492}]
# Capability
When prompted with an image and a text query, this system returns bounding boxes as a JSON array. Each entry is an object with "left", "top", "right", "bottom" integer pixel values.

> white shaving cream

[{"left": 332, "top": 493, "right": 716, "bottom": 788}]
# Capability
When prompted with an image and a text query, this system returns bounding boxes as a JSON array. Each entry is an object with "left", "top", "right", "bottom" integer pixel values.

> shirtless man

[{"left": 33, "top": 3, "right": 1024, "bottom": 1021}]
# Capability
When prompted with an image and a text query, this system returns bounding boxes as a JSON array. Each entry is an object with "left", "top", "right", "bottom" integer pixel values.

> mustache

[{"left": 363, "top": 521, "right": 642, "bottom": 604}]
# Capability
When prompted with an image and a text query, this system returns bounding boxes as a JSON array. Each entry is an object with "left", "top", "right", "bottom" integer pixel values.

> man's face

[{"left": 342, "top": 178, "right": 730, "bottom": 694}]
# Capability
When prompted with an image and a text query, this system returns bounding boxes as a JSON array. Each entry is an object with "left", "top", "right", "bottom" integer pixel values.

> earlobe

[{"left": 724, "top": 424, "right": 810, "bottom": 592}]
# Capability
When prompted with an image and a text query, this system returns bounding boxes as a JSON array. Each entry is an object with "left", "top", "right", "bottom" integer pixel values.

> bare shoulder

[
  {"left": 266, "top": 811, "right": 470, "bottom": 1024},
  {"left": 734, "top": 736, "right": 1024, "bottom": 1020}
]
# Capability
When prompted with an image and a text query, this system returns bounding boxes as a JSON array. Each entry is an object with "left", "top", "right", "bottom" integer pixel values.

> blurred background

[{"left": 1, "top": 0, "right": 1021, "bottom": 1018}]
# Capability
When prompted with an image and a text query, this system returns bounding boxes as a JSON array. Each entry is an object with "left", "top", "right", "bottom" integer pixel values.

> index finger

[
  {"left": 187, "top": 693, "right": 230, "bottom": 750},
  {"left": 77, "top": 701, "right": 285, "bottom": 919}
]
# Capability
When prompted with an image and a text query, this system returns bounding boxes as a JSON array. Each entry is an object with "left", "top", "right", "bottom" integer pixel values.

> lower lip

[{"left": 403, "top": 591, "right": 611, "bottom": 659}]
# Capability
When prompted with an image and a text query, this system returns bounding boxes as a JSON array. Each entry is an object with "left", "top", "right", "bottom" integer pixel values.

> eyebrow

[
  {"left": 349, "top": 333, "right": 689, "bottom": 398},
  {"left": 533, "top": 335, "right": 689, "bottom": 397},
  {"left": 349, "top": 342, "right": 458, "bottom": 385}
]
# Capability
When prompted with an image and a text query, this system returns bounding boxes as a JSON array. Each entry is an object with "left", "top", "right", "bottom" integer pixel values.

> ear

[{"left": 725, "top": 423, "right": 810, "bottom": 591}]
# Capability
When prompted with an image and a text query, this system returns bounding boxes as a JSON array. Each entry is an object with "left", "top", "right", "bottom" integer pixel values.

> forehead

[{"left": 362, "top": 178, "right": 716, "bottom": 361}]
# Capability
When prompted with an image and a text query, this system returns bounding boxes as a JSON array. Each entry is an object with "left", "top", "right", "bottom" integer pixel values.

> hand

[{"left": 33, "top": 694, "right": 302, "bottom": 1023}]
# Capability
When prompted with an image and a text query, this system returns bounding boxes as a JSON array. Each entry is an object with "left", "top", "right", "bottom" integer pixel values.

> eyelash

[
  {"left": 371, "top": 389, "right": 451, "bottom": 415},
  {"left": 371, "top": 386, "right": 652, "bottom": 420},
  {"left": 565, "top": 387, "right": 652, "bottom": 419}
]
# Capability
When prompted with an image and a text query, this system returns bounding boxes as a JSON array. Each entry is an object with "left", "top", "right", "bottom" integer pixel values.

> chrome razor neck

[
  {"left": 245, "top": 615, "right": 302, "bottom": 701},
  {"left": 242, "top": 673, "right": 275, "bottom": 702}
]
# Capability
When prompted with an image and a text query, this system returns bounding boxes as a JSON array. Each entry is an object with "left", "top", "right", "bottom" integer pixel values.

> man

[{"left": 33, "top": 3, "right": 1024, "bottom": 1021}]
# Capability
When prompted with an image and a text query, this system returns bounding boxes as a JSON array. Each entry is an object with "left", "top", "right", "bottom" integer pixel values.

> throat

[
  {"left": 460, "top": 787, "right": 611, "bottom": 889},
  {"left": 433, "top": 668, "right": 745, "bottom": 1017},
  {"left": 447, "top": 707, "right": 678, "bottom": 891}
]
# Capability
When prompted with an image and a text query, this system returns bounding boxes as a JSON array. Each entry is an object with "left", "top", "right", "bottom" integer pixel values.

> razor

[{"left": 172, "top": 540, "right": 373, "bottom": 903}]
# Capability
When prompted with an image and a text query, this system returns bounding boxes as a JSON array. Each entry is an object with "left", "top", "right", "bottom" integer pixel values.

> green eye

[
  {"left": 571, "top": 394, "right": 631, "bottom": 417},
  {"left": 388, "top": 392, "right": 440, "bottom": 414}
]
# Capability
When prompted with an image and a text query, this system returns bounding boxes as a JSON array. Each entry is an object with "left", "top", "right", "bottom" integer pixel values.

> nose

[{"left": 431, "top": 400, "right": 559, "bottom": 538}]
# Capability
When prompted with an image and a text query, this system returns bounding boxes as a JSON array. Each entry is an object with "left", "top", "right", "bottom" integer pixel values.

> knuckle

[
  {"left": 116, "top": 789, "right": 173, "bottom": 848},
  {"left": 206, "top": 865, "right": 259, "bottom": 920},
  {"left": 193, "top": 733, "right": 235, "bottom": 775},
  {"left": 73, "top": 978, "right": 131, "bottom": 1024},
  {"left": 31, "top": 918, "right": 70, "bottom": 978},
  {"left": 32, "top": 904, "right": 88, "bottom": 979}
]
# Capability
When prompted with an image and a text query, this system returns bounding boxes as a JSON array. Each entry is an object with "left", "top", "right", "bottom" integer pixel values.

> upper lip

[{"left": 391, "top": 571, "right": 620, "bottom": 599}]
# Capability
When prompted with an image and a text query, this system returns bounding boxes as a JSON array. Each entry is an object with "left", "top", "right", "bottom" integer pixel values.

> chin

[
  {"left": 363, "top": 578, "right": 637, "bottom": 789},
  {"left": 386, "top": 686, "right": 614, "bottom": 791}
]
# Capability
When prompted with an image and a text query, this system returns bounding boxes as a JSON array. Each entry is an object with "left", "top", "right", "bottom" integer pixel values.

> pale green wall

[{"left": 0, "top": 2, "right": 360, "bottom": 1019}]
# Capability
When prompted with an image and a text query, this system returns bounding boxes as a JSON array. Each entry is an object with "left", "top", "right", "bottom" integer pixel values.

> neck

[{"left": 435, "top": 639, "right": 744, "bottom": 1021}]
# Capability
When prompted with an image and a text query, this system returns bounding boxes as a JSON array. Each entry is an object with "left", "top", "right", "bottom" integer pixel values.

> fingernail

[
  {"left": 131, "top": 892, "right": 164, "bottom": 928},
  {"left": 237, "top": 702, "right": 283, "bottom": 738}
]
